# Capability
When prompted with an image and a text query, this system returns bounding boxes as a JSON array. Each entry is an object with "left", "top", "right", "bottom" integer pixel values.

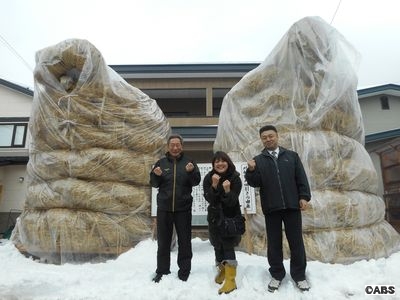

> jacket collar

[
  {"left": 166, "top": 151, "right": 184, "bottom": 161},
  {"left": 262, "top": 146, "right": 286, "bottom": 157}
]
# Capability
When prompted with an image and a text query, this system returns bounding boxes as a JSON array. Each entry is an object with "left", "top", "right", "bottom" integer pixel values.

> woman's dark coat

[{"left": 203, "top": 169, "right": 243, "bottom": 249}]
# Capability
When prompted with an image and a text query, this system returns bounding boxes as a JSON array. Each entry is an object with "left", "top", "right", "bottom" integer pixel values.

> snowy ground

[{"left": 0, "top": 237, "right": 399, "bottom": 300}]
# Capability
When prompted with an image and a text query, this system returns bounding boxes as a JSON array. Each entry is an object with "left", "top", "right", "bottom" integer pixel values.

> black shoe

[
  {"left": 152, "top": 273, "right": 163, "bottom": 283},
  {"left": 178, "top": 273, "right": 189, "bottom": 281}
]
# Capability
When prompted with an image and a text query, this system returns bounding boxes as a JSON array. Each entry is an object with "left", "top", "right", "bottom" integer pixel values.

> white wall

[
  {"left": 0, "top": 165, "right": 27, "bottom": 213},
  {"left": 0, "top": 86, "right": 32, "bottom": 117},
  {"left": 359, "top": 95, "right": 400, "bottom": 134}
]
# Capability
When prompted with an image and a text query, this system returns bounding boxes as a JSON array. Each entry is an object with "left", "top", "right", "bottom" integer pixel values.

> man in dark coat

[
  {"left": 150, "top": 134, "right": 201, "bottom": 283},
  {"left": 245, "top": 125, "right": 311, "bottom": 292}
]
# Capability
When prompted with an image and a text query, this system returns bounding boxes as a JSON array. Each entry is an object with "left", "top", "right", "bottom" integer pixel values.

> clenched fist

[
  {"left": 211, "top": 173, "right": 220, "bottom": 189},
  {"left": 222, "top": 180, "right": 231, "bottom": 193},
  {"left": 247, "top": 159, "right": 256, "bottom": 171},
  {"left": 153, "top": 166, "right": 162, "bottom": 176},
  {"left": 186, "top": 162, "right": 194, "bottom": 172}
]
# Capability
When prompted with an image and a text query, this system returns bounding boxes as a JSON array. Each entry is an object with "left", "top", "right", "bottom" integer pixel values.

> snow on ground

[{"left": 0, "top": 237, "right": 399, "bottom": 300}]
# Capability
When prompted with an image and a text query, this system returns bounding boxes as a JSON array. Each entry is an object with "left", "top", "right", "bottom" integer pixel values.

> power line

[
  {"left": 330, "top": 0, "right": 343, "bottom": 24},
  {"left": 0, "top": 33, "right": 33, "bottom": 72}
]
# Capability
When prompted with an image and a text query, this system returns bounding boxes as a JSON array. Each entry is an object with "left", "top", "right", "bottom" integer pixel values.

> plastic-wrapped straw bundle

[
  {"left": 214, "top": 17, "right": 400, "bottom": 263},
  {"left": 12, "top": 39, "right": 171, "bottom": 264}
]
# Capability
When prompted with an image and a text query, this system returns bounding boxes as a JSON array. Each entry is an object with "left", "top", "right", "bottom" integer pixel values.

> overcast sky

[{"left": 1, "top": 0, "right": 399, "bottom": 90}]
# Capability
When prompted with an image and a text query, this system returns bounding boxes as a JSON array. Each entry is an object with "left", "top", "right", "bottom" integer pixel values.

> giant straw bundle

[
  {"left": 12, "top": 39, "right": 170, "bottom": 263},
  {"left": 214, "top": 17, "right": 400, "bottom": 263}
]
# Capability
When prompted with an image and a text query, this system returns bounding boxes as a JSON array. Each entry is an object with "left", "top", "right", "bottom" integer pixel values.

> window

[
  {"left": 143, "top": 88, "right": 206, "bottom": 117},
  {"left": 0, "top": 123, "right": 28, "bottom": 147},
  {"left": 212, "top": 88, "right": 230, "bottom": 116},
  {"left": 380, "top": 95, "right": 390, "bottom": 110}
]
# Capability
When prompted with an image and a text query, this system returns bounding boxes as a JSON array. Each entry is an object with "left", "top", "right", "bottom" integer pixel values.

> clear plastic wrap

[
  {"left": 27, "top": 149, "right": 155, "bottom": 186},
  {"left": 12, "top": 39, "right": 170, "bottom": 263},
  {"left": 215, "top": 17, "right": 400, "bottom": 263}
]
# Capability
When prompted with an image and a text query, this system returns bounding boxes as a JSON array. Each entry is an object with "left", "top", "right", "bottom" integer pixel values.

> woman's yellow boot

[
  {"left": 215, "top": 263, "right": 225, "bottom": 284},
  {"left": 218, "top": 264, "right": 237, "bottom": 294}
]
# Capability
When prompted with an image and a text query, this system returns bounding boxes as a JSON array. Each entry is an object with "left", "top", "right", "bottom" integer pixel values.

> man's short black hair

[
  {"left": 259, "top": 125, "right": 278, "bottom": 135},
  {"left": 168, "top": 134, "right": 183, "bottom": 145}
]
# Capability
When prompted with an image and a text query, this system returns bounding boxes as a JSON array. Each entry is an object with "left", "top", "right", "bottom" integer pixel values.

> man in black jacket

[
  {"left": 245, "top": 125, "right": 311, "bottom": 292},
  {"left": 150, "top": 134, "right": 201, "bottom": 283}
]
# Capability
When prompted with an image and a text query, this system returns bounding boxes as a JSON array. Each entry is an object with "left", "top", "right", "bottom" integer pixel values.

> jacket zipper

[
  {"left": 272, "top": 155, "right": 286, "bottom": 209},
  {"left": 172, "top": 159, "right": 177, "bottom": 212}
]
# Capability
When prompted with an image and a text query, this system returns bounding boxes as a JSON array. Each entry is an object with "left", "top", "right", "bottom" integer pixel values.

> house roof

[
  {"left": 357, "top": 84, "right": 400, "bottom": 99},
  {"left": 109, "top": 63, "right": 260, "bottom": 79},
  {"left": 0, "top": 78, "right": 33, "bottom": 97},
  {"left": 365, "top": 128, "right": 400, "bottom": 143},
  {"left": 366, "top": 133, "right": 400, "bottom": 154},
  {"left": 173, "top": 126, "right": 217, "bottom": 141}
]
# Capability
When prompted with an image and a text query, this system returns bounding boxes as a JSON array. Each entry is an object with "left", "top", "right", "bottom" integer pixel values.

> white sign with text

[{"left": 151, "top": 162, "right": 256, "bottom": 218}]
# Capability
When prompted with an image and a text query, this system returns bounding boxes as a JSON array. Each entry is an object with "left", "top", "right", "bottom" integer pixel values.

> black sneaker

[
  {"left": 152, "top": 273, "right": 163, "bottom": 283},
  {"left": 296, "top": 280, "right": 310, "bottom": 292},
  {"left": 267, "top": 278, "right": 281, "bottom": 292}
]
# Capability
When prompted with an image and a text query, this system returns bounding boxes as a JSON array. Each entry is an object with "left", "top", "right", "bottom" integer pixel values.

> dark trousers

[
  {"left": 156, "top": 209, "right": 193, "bottom": 277},
  {"left": 265, "top": 209, "right": 307, "bottom": 282},
  {"left": 214, "top": 245, "right": 236, "bottom": 263}
]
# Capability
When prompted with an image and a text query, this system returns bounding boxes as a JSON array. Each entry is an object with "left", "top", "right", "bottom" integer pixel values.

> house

[
  {"left": 359, "top": 84, "right": 400, "bottom": 231},
  {"left": 0, "top": 78, "right": 32, "bottom": 235},
  {"left": 0, "top": 64, "right": 399, "bottom": 234}
]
